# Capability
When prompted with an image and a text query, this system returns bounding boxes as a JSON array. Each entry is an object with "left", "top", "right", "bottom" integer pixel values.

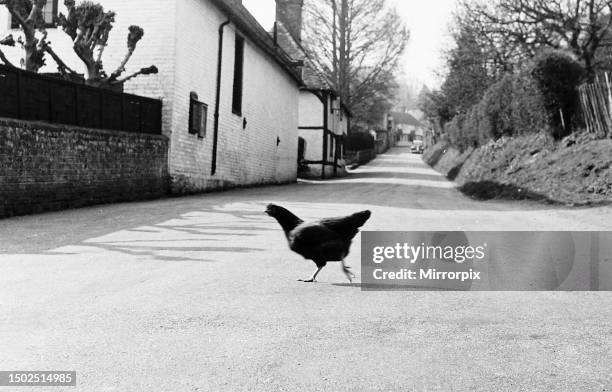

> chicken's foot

[
  {"left": 298, "top": 266, "right": 323, "bottom": 283},
  {"left": 341, "top": 260, "right": 355, "bottom": 283}
]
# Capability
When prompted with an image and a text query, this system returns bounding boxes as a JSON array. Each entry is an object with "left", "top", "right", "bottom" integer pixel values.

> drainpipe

[
  {"left": 212, "top": 19, "right": 231, "bottom": 176},
  {"left": 322, "top": 91, "right": 329, "bottom": 180}
]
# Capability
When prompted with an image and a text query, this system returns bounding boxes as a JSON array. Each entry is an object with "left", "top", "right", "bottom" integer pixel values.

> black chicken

[{"left": 265, "top": 204, "right": 371, "bottom": 282}]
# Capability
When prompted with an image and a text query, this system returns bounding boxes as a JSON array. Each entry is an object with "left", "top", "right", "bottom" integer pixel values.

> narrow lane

[{"left": 0, "top": 147, "right": 610, "bottom": 392}]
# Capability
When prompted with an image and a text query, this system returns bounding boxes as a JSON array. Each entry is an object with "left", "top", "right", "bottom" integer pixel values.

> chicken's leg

[
  {"left": 341, "top": 260, "right": 355, "bottom": 283},
  {"left": 298, "top": 266, "right": 323, "bottom": 283}
]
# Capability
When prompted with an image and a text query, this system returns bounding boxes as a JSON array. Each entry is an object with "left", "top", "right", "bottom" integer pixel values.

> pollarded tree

[
  {"left": 57, "top": 0, "right": 157, "bottom": 87},
  {"left": 0, "top": 0, "right": 72, "bottom": 72}
]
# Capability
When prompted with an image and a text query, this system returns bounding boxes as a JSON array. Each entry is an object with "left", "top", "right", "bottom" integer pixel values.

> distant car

[{"left": 411, "top": 140, "right": 424, "bottom": 154}]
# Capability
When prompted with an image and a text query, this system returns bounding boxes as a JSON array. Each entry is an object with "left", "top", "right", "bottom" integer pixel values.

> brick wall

[
  {"left": 1, "top": 0, "right": 300, "bottom": 196},
  {"left": 0, "top": 118, "right": 169, "bottom": 218}
]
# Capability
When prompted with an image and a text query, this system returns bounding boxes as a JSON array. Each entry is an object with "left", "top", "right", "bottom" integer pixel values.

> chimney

[{"left": 275, "top": 0, "right": 304, "bottom": 43}]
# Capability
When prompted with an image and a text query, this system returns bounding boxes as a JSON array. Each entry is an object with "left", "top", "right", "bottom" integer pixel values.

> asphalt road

[{"left": 1, "top": 148, "right": 611, "bottom": 392}]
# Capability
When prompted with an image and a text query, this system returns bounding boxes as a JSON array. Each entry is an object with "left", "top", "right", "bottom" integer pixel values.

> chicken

[{"left": 265, "top": 204, "right": 371, "bottom": 283}]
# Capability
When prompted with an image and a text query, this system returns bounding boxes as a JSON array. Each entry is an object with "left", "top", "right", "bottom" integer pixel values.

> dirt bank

[{"left": 424, "top": 133, "right": 612, "bottom": 205}]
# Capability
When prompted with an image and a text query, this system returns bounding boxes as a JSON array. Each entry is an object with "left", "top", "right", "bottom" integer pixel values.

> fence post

[
  {"left": 139, "top": 99, "right": 143, "bottom": 134},
  {"left": 121, "top": 95, "right": 125, "bottom": 132},
  {"left": 48, "top": 79, "right": 53, "bottom": 123},
  {"left": 157, "top": 101, "right": 163, "bottom": 135},
  {"left": 99, "top": 90, "right": 104, "bottom": 130},
  {"left": 17, "top": 69, "right": 23, "bottom": 120},
  {"left": 74, "top": 84, "right": 80, "bottom": 127}
]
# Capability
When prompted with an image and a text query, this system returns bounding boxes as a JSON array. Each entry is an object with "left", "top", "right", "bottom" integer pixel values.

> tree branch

[{"left": 111, "top": 65, "right": 157, "bottom": 84}]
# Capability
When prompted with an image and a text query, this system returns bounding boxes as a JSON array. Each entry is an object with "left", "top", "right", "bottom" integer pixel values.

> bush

[
  {"left": 463, "top": 104, "right": 483, "bottom": 148},
  {"left": 442, "top": 68, "right": 556, "bottom": 150},
  {"left": 530, "top": 50, "right": 585, "bottom": 139},
  {"left": 510, "top": 71, "right": 549, "bottom": 136},
  {"left": 480, "top": 74, "right": 514, "bottom": 140},
  {"left": 422, "top": 141, "right": 449, "bottom": 167},
  {"left": 345, "top": 132, "right": 374, "bottom": 151},
  {"left": 445, "top": 113, "right": 466, "bottom": 151}
]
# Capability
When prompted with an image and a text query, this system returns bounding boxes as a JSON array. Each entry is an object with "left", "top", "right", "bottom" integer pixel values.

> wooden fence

[
  {"left": 578, "top": 73, "right": 612, "bottom": 138},
  {"left": 0, "top": 64, "right": 162, "bottom": 135}
]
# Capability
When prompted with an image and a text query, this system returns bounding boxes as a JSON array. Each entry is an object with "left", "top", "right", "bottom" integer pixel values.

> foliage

[
  {"left": 509, "top": 71, "right": 550, "bottom": 136},
  {"left": 345, "top": 131, "right": 374, "bottom": 151},
  {"left": 420, "top": 11, "right": 502, "bottom": 131},
  {"left": 479, "top": 74, "right": 514, "bottom": 140},
  {"left": 442, "top": 15, "right": 499, "bottom": 114},
  {"left": 302, "top": 0, "right": 409, "bottom": 126},
  {"left": 530, "top": 50, "right": 585, "bottom": 139},
  {"left": 419, "top": 89, "right": 454, "bottom": 127},
  {"left": 444, "top": 113, "right": 467, "bottom": 151},
  {"left": 433, "top": 48, "right": 585, "bottom": 149},
  {"left": 442, "top": 71, "right": 554, "bottom": 151}
]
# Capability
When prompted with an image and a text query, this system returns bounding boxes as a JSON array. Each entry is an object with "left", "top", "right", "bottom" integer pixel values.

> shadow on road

[
  {"left": 331, "top": 283, "right": 445, "bottom": 290},
  {"left": 459, "top": 181, "right": 556, "bottom": 203},
  {"left": 339, "top": 171, "right": 449, "bottom": 182},
  {"left": 0, "top": 148, "right": 582, "bottom": 257},
  {"left": 459, "top": 180, "right": 612, "bottom": 207}
]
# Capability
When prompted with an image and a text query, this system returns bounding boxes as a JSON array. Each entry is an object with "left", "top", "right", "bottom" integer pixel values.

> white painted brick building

[{"left": 0, "top": 0, "right": 301, "bottom": 193}]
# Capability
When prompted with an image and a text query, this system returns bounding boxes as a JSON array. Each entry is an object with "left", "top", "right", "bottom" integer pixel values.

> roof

[
  {"left": 408, "top": 109, "right": 425, "bottom": 121},
  {"left": 273, "top": 22, "right": 332, "bottom": 90},
  {"left": 273, "top": 21, "right": 351, "bottom": 117},
  {"left": 389, "top": 111, "right": 422, "bottom": 127},
  {"left": 209, "top": 0, "right": 303, "bottom": 85}
]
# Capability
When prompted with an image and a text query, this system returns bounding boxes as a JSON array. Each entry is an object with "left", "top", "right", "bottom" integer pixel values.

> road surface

[{"left": 1, "top": 148, "right": 611, "bottom": 391}]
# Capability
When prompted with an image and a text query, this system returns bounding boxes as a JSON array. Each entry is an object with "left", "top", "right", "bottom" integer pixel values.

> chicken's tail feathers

[
  {"left": 318, "top": 210, "right": 372, "bottom": 240},
  {"left": 353, "top": 210, "right": 372, "bottom": 227}
]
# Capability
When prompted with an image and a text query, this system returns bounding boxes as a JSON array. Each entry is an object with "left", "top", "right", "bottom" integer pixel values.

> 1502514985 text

[{"left": 0, "top": 371, "right": 76, "bottom": 387}]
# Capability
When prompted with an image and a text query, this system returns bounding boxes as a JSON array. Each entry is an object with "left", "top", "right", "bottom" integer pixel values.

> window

[
  {"left": 232, "top": 35, "right": 245, "bottom": 116},
  {"left": 11, "top": 0, "right": 58, "bottom": 29},
  {"left": 189, "top": 92, "right": 207, "bottom": 138}
]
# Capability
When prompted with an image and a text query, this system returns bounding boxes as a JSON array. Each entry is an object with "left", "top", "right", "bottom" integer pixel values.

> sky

[{"left": 243, "top": 0, "right": 458, "bottom": 89}]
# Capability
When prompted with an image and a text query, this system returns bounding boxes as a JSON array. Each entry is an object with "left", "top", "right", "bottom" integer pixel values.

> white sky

[{"left": 243, "top": 0, "right": 458, "bottom": 89}]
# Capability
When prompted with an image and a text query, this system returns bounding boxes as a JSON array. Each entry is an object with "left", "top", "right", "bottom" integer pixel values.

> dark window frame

[
  {"left": 232, "top": 34, "right": 245, "bottom": 116},
  {"left": 10, "top": 0, "right": 59, "bottom": 29},
  {"left": 189, "top": 92, "right": 208, "bottom": 138}
]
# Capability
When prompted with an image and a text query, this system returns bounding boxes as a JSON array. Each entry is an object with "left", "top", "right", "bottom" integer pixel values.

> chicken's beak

[{"left": 265, "top": 205, "right": 274, "bottom": 216}]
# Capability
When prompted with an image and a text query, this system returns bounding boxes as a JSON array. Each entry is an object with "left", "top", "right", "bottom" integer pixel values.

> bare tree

[
  {"left": 0, "top": 0, "right": 72, "bottom": 73},
  {"left": 303, "top": 0, "right": 409, "bottom": 125},
  {"left": 463, "top": 0, "right": 612, "bottom": 78},
  {"left": 57, "top": 0, "right": 157, "bottom": 87}
]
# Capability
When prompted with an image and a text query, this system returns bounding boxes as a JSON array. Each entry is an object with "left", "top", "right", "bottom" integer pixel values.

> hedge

[
  {"left": 345, "top": 132, "right": 375, "bottom": 151},
  {"left": 443, "top": 50, "right": 585, "bottom": 150}
]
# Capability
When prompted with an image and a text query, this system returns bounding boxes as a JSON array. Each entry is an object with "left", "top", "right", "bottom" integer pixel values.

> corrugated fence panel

[
  {"left": 0, "top": 64, "right": 162, "bottom": 135},
  {"left": 0, "top": 67, "right": 19, "bottom": 118},
  {"left": 22, "top": 75, "right": 50, "bottom": 122}
]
